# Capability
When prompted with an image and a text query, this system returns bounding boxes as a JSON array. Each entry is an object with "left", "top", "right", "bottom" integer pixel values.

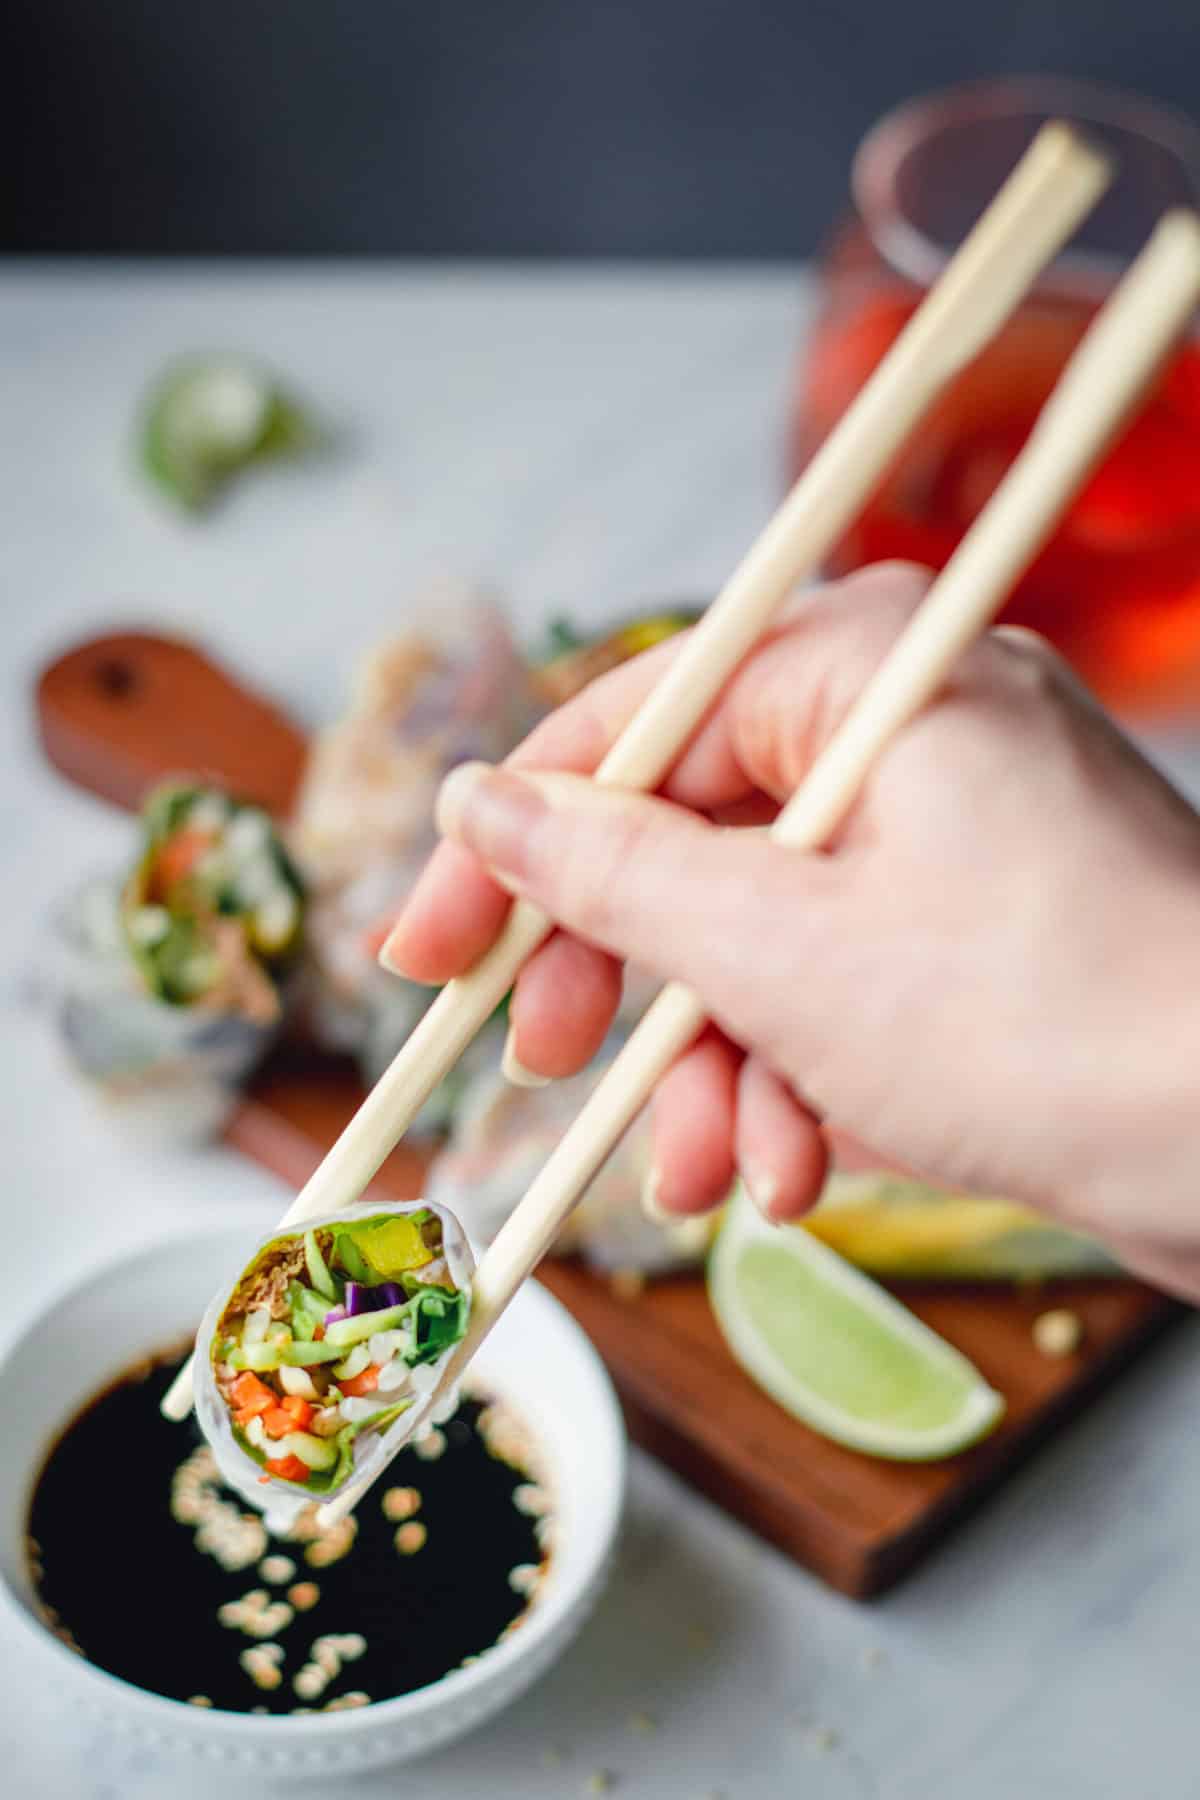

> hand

[{"left": 383, "top": 564, "right": 1200, "bottom": 1298}]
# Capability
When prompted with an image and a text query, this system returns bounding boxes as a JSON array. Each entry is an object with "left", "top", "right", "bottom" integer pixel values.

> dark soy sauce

[{"left": 27, "top": 1349, "right": 551, "bottom": 1714}]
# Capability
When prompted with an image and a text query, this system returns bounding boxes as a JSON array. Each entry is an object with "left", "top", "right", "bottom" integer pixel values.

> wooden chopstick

[
  {"left": 316, "top": 209, "right": 1200, "bottom": 1528},
  {"left": 162, "top": 123, "right": 1106, "bottom": 1425}
]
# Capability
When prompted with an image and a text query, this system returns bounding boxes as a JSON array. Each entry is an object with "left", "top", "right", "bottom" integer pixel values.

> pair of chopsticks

[{"left": 165, "top": 126, "right": 1200, "bottom": 1531}]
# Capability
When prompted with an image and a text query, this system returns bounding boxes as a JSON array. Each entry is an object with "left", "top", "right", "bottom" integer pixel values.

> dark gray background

[{"left": 7, "top": 2, "right": 1200, "bottom": 257}]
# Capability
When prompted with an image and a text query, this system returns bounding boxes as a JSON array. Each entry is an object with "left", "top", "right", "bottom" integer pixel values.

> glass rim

[{"left": 853, "top": 76, "right": 1200, "bottom": 286}]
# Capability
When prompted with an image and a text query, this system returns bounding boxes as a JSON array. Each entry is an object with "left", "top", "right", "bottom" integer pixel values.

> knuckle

[
  {"left": 736, "top": 653, "right": 813, "bottom": 793},
  {"left": 834, "top": 560, "right": 935, "bottom": 630},
  {"left": 820, "top": 565, "right": 934, "bottom": 673}
]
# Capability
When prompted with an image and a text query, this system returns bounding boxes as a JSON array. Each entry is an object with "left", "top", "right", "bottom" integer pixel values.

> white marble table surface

[{"left": 3, "top": 262, "right": 1200, "bottom": 1800}]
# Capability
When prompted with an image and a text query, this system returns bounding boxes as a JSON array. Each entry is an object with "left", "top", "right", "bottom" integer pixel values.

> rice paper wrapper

[
  {"left": 426, "top": 1033, "right": 716, "bottom": 1276},
  {"left": 194, "top": 1199, "right": 475, "bottom": 1530},
  {"left": 47, "top": 876, "right": 276, "bottom": 1144},
  {"left": 291, "top": 587, "right": 536, "bottom": 1087}
]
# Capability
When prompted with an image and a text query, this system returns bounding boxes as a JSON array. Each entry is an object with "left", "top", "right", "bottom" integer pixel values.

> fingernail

[
  {"left": 377, "top": 926, "right": 408, "bottom": 976},
  {"left": 501, "top": 1027, "right": 550, "bottom": 1089},
  {"left": 435, "top": 762, "right": 545, "bottom": 874},
  {"left": 434, "top": 761, "right": 491, "bottom": 838},
  {"left": 641, "top": 1164, "right": 674, "bottom": 1225},
  {"left": 744, "top": 1166, "right": 783, "bottom": 1225}
]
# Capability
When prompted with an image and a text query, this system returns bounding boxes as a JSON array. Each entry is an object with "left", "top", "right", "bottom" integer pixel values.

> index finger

[
  {"left": 388, "top": 630, "right": 705, "bottom": 985},
  {"left": 387, "top": 561, "right": 933, "bottom": 984}
]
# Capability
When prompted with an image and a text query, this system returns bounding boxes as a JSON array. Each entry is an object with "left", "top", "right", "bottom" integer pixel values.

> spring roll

[
  {"left": 804, "top": 1170, "right": 1119, "bottom": 1280},
  {"left": 194, "top": 1201, "right": 473, "bottom": 1525},
  {"left": 291, "top": 589, "right": 533, "bottom": 1107},
  {"left": 530, "top": 607, "right": 701, "bottom": 708},
  {"left": 123, "top": 781, "right": 305, "bottom": 1020},
  {"left": 427, "top": 1030, "right": 718, "bottom": 1275}
]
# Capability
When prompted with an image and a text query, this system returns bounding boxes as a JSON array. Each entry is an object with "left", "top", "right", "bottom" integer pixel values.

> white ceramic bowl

[{"left": 0, "top": 1221, "right": 626, "bottom": 1773}]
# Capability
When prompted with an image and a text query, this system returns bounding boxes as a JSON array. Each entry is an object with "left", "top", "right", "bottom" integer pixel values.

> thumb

[{"left": 435, "top": 760, "right": 842, "bottom": 1067}]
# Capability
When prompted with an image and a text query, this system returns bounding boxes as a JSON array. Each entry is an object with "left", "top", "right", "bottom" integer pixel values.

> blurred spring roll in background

[
  {"left": 428, "top": 1024, "right": 720, "bottom": 1277},
  {"left": 292, "top": 595, "right": 699, "bottom": 1118},
  {"left": 125, "top": 782, "right": 304, "bottom": 1011},
  {"left": 529, "top": 608, "right": 701, "bottom": 708},
  {"left": 805, "top": 1170, "right": 1118, "bottom": 1280},
  {"left": 52, "top": 781, "right": 305, "bottom": 1140},
  {"left": 291, "top": 586, "right": 535, "bottom": 1113},
  {"left": 194, "top": 1200, "right": 473, "bottom": 1527}
]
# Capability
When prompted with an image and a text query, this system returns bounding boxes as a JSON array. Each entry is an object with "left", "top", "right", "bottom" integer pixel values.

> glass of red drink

[{"left": 792, "top": 79, "right": 1200, "bottom": 717}]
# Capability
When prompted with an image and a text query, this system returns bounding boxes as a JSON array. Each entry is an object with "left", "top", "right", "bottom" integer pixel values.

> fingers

[
  {"left": 380, "top": 634, "right": 696, "bottom": 984},
  {"left": 430, "top": 761, "right": 844, "bottom": 1079},
  {"left": 382, "top": 840, "right": 510, "bottom": 984},
  {"left": 645, "top": 1042, "right": 828, "bottom": 1222},
  {"left": 513, "top": 562, "right": 933, "bottom": 812},
  {"left": 665, "top": 562, "right": 932, "bottom": 810},
  {"left": 504, "top": 933, "right": 624, "bottom": 1080},
  {"left": 509, "top": 629, "right": 693, "bottom": 776},
  {"left": 647, "top": 1032, "right": 741, "bottom": 1215},
  {"left": 387, "top": 843, "right": 622, "bottom": 1082},
  {"left": 734, "top": 1056, "right": 828, "bottom": 1220},
  {"left": 382, "top": 562, "right": 932, "bottom": 984}
]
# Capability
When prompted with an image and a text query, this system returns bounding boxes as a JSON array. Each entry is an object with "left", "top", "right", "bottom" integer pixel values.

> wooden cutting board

[{"left": 36, "top": 630, "right": 1182, "bottom": 1597}]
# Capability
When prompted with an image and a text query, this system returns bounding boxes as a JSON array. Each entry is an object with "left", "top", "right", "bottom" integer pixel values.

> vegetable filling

[
  {"left": 210, "top": 1211, "right": 469, "bottom": 1495},
  {"left": 122, "top": 782, "right": 306, "bottom": 1022}
]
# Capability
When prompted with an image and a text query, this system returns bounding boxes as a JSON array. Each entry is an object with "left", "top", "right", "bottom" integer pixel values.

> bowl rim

[{"left": 0, "top": 1216, "right": 627, "bottom": 1740}]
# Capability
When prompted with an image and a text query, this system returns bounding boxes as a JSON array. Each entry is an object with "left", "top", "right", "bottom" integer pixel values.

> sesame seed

[
  {"left": 259, "top": 1554, "right": 297, "bottom": 1585},
  {"left": 382, "top": 1486, "right": 422, "bottom": 1522},
  {"left": 476, "top": 1403, "right": 536, "bottom": 1470},
  {"left": 628, "top": 1710, "right": 657, "bottom": 1734},
  {"left": 240, "top": 1646, "right": 284, "bottom": 1690},
  {"left": 287, "top": 1581, "right": 320, "bottom": 1611},
  {"left": 508, "top": 1562, "right": 540, "bottom": 1595},
  {"left": 172, "top": 1446, "right": 267, "bottom": 1572},
  {"left": 187, "top": 1695, "right": 213, "bottom": 1708},
  {"left": 293, "top": 1663, "right": 328, "bottom": 1701},
  {"left": 512, "top": 1483, "right": 550, "bottom": 1517},
  {"left": 609, "top": 1269, "right": 646, "bottom": 1302},
  {"left": 302, "top": 1517, "right": 357, "bottom": 1568},
  {"left": 414, "top": 1428, "right": 447, "bottom": 1462},
  {"left": 1033, "top": 1308, "right": 1084, "bottom": 1358},
  {"left": 325, "top": 1691, "right": 370, "bottom": 1711},
  {"left": 217, "top": 1593, "right": 294, "bottom": 1639},
  {"left": 395, "top": 1521, "right": 427, "bottom": 1556}
]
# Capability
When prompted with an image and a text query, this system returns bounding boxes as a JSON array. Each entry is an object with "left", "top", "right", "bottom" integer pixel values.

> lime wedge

[
  {"left": 709, "top": 1187, "right": 1004, "bottom": 1460},
  {"left": 139, "top": 355, "right": 319, "bottom": 511}
]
